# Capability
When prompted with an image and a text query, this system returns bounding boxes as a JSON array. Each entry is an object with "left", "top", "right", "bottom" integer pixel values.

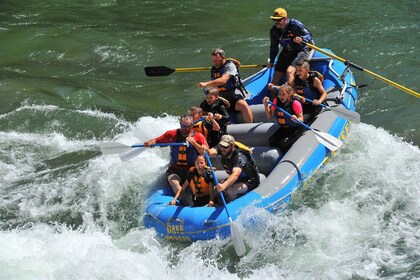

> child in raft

[{"left": 169, "top": 154, "right": 215, "bottom": 207}]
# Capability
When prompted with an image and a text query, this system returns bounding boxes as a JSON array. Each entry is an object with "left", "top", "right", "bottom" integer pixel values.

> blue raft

[{"left": 144, "top": 49, "right": 359, "bottom": 242}]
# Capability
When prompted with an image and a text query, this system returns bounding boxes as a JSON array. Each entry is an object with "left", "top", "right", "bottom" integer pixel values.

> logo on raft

[{"left": 165, "top": 219, "right": 192, "bottom": 242}]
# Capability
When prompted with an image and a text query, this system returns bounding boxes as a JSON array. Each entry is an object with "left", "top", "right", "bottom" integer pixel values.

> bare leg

[
  {"left": 225, "top": 182, "right": 248, "bottom": 201},
  {"left": 235, "top": 99, "right": 253, "bottom": 123},
  {"left": 286, "top": 65, "right": 296, "bottom": 85},
  {"left": 167, "top": 175, "right": 182, "bottom": 194},
  {"left": 270, "top": 71, "right": 284, "bottom": 100}
]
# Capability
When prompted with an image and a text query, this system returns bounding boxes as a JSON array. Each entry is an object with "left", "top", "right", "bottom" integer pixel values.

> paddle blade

[
  {"left": 329, "top": 106, "right": 361, "bottom": 124},
  {"left": 99, "top": 142, "right": 131, "bottom": 155},
  {"left": 229, "top": 218, "right": 246, "bottom": 257},
  {"left": 144, "top": 66, "right": 175, "bottom": 77},
  {"left": 311, "top": 130, "right": 343, "bottom": 152},
  {"left": 119, "top": 147, "right": 146, "bottom": 162}
]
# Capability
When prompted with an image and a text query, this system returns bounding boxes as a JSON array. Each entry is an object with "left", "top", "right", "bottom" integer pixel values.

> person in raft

[
  {"left": 199, "top": 86, "right": 230, "bottom": 141},
  {"left": 263, "top": 84, "right": 305, "bottom": 153},
  {"left": 144, "top": 115, "right": 208, "bottom": 205},
  {"left": 189, "top": 106, "right": 221, "bottom": 148},
  {"left": 267, "top": 7, "right": 313, "bottom": 99},
  {"left": 289, "top": 61, "right": 327, "bottom": 121},
  {"left": 198, "top": 48, "right": 253, "bottom": 123},
  {"left": 170, "top": 154, "right": 215, "bottom": 207},
  {"left": 206, "top": 135, "right": 260, "bottom": 202}
]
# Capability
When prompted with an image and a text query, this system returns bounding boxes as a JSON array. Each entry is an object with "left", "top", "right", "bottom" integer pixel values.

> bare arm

[
  {"left": 312, "top": 77, "right": 327, "bottom": 105},
  {"left": 216, "top": 167, "right": 241, "bottom": 192},
  {"left": 170, "top": 179, "right": 189, "bottom": 205},
  {"left": 263, "top": 96, "right": 274, "bottom": 120},
  {"left": 198, "top": 73, "right": 230, "bottom": 88}
]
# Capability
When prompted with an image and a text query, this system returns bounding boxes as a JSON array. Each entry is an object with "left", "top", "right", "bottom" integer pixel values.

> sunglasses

[
  {"left": 180, "top": 123, "right": 192, "bottom": 129},
  {"left": 219, "top": 144, "right": 230, "bottom": 149}
]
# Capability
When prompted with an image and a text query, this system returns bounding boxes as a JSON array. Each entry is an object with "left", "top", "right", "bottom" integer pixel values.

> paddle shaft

[
  {"left": 133, "top": 143, "right": 186, "bottom": 148},
  {"left": 203, "top": 152, "right": 231, "bottom": 217},
  {"left": 303, "top": 42, "right": 419, "bottom": 98},
  {"left": 303, "top": 97, "right": 360, "bottom": 123},
  {"left": 175, "top": 64, "right": 265, "bottom": 72},
  {"left": 267, "top": 101, "right": 310, "bottom": 130},
  {"left": 145, "top": 64, "right": 266, "bottom": 76}
]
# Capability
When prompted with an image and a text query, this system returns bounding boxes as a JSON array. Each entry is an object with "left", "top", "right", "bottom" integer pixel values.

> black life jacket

[
  {"left": 295, "top": 71, "right": 324, "bottom": 100},
  {"left": 210, "top": 59, "right": 247, "bottom": 97},
  {"left": 221, "top": 142, "right": 259, "bottom": 183}
]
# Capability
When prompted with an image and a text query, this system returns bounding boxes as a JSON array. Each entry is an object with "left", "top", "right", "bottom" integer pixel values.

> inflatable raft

[{"left": 144, "top": 49, "right": 359, "bottom": 242}]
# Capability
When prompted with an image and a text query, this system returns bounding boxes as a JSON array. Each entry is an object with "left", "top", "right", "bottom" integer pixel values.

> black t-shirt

[{"left": 215, "top": 147, "right": 259, "bottom": 183}]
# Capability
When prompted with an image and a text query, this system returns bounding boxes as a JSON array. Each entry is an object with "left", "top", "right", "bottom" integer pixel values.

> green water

[
  {"left": 0, "top": 1, "right": 419, "bottom": 279},
  {"left": 1, "top": 0, "right": 419, "bottom": 142}
]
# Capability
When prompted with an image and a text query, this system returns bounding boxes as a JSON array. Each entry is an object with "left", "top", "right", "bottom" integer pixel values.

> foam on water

[{"left": 1, "top": 109, "right": 419, "bottom": 279}]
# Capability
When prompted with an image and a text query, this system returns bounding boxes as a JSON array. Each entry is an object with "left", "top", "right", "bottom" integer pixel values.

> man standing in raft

[
  {"left": 144, "top": 115, "right": 208, "bottom": 204},
  {"left": 198, "top": 48, "right": 254, "bottom": 123},
  {"left": 267, "top": 7, "right": 313, "bottom": 99}
]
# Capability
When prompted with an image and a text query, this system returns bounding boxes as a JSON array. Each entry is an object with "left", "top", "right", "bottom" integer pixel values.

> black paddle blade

[{"left": 144, "top": 66, "right": 175, "bottom": 77}]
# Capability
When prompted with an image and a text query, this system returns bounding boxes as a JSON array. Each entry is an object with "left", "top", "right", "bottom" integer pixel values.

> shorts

[
  {"left": 219, "top": 89, "right": 244, "bottom": 112},
  {"left": 165, "top": 165, "right": 189, "bottom": 183},
  {"left": 275, "top": 48, "right": 311, "bottom": 74},
  {"left": 193, "top": 195, "right": 211, "bottom": 207},
  {"left": 269, "top": 126, "right": 305, "bottom": 153}
]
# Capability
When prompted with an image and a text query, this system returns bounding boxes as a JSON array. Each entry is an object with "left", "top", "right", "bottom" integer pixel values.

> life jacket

[
  {"left": 273, "top": 96, "right": 302, "bottom": 127},
  {"left": 222, "top": 142, "right": 259, "bottom": 182},
  {"left": 170, "top": 130, "right": 198, "bottom": 167},
  {"left": 188, "top": 166, "right": 212, "bottom": 197},
  {"left": 192, "top": 120, "right": 209, "bottom": 139},
  {"left": 210, "top": 59, "right": 247, "bottom": 97},
  {"left": 295, "top": 71, "right": 324, "bottom": 101}
]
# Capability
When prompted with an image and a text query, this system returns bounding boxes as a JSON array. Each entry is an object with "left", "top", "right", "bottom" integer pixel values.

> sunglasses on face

[{"left": 180, "top": 123, "right": 192, "bottom": 129}]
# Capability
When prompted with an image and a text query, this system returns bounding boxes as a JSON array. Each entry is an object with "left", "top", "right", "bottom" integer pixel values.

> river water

[{"left": 1, "top": 1, "right": 419, "bottom": 279}]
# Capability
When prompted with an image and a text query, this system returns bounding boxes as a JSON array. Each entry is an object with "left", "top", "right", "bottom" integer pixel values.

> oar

[
  {"left": 145, "top": 64, "right": 265, "bottom": 77},
  {"left": 99, "top": 142, "right": 187, "bottom": 161},
  {"left": 302, "top": 42, "right": 420, "bottom": 99},
  {"left": 304, "top": 97, "right": 361, "bottom": 124},
  {"left": 204, "top": 151, "right": 246, "bottom": 257},
  {"left": 268, "top": 101, "right": 343, "bottom": 151}
]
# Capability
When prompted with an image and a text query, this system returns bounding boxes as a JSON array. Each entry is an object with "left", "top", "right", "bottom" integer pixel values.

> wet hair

[
  {"left": 195, "top": 154, "right": 206, "bottom": 163},
  {"left": 211, "top": 48, "right": 225, "bottom": 57},
  {"left": 180, "top": 114, "right": 193, "bottom": 124},
  {"left": 204, "top": 86, "right": 219, "bottom": 97},
  {"left": 296, "top": 61, "right": 310, "bottom": 69},
  {"left": 280, "top": 83, "right": 295, "bottom": 95},
  {"left": 189, "top": 106, "right": 203, "bottom": 115}
]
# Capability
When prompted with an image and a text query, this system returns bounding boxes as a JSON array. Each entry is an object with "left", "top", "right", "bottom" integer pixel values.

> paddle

[
  {"left": 99, "top": 142, "right": 188, "bottom": 161},
  {"left": 303, "top": 97, "right": 360, "bottom": 123},
  {"left": 204, "top": 151, "right": 246, "bottom": 257},
  {"left": 302, "top": 42, "right": 420, "bottom": 99},
  {"left": 145, "top": 64, "right": 265, "bottom": 77},
  {"left": 268, "top": 101, "right": 343, "bottom": 151}
]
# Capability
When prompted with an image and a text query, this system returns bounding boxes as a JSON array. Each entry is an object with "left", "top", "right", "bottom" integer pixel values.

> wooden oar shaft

[
  {"left": 304, "top": 42, "right": 420, "bottom": 98},
  {"left": 175, "top": 64, "right": 264, "bottom": 72}
]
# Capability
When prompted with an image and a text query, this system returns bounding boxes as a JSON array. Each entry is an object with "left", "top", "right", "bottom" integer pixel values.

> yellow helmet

[{"left": 270, "top": 8, "right": 287, "bottom": 19}]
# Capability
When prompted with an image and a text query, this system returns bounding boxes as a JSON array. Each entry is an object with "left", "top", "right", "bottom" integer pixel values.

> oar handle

[
  {"left": 204, "top": 152, "right": 231, "bottom": 217},
  {"left": 267, "top": 101, "right": 311, "bottom": 131}
]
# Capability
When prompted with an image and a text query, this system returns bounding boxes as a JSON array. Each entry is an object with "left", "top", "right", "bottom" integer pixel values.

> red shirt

[{"left": 154, "top": 129, "right": 208, "bottom": 148}]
